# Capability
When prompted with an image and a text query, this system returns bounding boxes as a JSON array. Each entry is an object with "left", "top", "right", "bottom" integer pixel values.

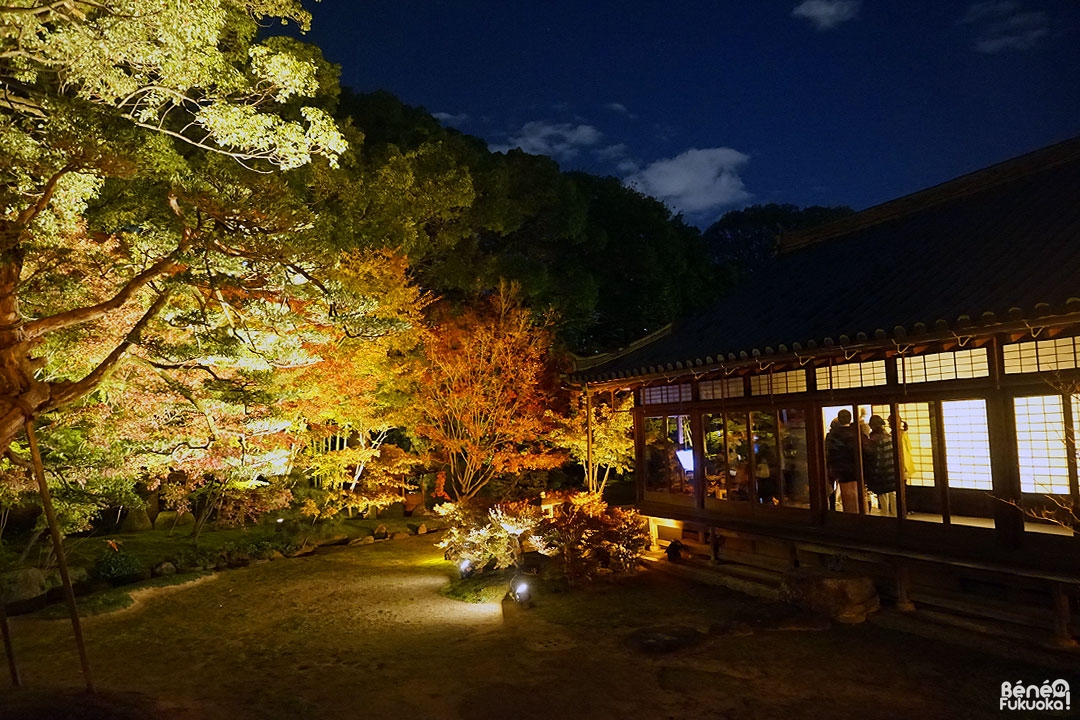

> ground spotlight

[
  {"left": 458, "top": 559, "right": 474, "bottom": 579},
  {"left": 510, "top": 579, "right": 531, "bottom": 608}
]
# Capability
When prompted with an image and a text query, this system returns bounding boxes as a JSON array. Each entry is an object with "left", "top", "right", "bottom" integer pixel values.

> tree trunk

[{"left": 0, "top": 254, "right": 51, "bottom": 454}]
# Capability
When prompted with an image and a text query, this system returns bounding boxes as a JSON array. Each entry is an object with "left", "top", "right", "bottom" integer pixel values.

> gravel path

[{"left": 1, "top": 535, "right": 1074, "bottom": 720}]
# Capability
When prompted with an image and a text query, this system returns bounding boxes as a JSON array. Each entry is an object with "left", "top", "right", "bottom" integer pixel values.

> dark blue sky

[{"left": 301, "top": 1, "right": 1080, "bottom": 225}]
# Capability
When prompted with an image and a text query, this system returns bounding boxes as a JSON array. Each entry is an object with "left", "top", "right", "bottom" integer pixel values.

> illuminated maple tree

[{"left": 412, "top": 282, "right": 565, "bottom": 502}]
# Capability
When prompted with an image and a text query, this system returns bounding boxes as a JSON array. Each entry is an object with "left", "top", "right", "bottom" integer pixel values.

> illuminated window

[
  {"left": 749, "top": 369, "right": 807, "bottom": 396},
  {"left": 815, "top": 360, "right": 886, "bottom": 390},
  {"left": 1003, "top": 337, "right": 1080, "bottom": 374},
  {"left": 900, "top": 349, "right": 989, "bottom": 383},
  {"left": 699, "top": 377, "right": 745, "bottom": 400},
  {"left": 897, "top": 402, "right": 935, "bottom": 487},
  {"left": 642, "top": 384, "right": 692, "bottom": 405},
  {"left": 1014, "top": 395, "right": 1070, "bottom": 494},
  {"left": 941, "top": 399, "right": 992, "bottom": 490}
]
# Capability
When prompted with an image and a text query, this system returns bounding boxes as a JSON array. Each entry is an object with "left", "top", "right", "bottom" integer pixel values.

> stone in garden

[
  {"left": 373, "top": 525, "right": 388, "bottom": 540},
  {"left": 121, "top": 507, "right": 153, "bottom": 533},
  {"left": 778, "top": 567, "right": 880, "bottom": 624},
  {"left": 175, "top": 512, "right": 196, "bottom": 526},
  {"left": 0, "top": 568, "right": 48, "bottom": 604},
  {"left": 152, "top": 562, "right": 177, "bottom": 577},
  {"left": 360, "top": 536, "right": 375, "bottom": 545},
  {"left": 626, "top": 626, "right": 706, "bottom": 654},
  {"left": 410, "top": 504, "right": 429, "bottom": 517},
  {"left": 379, "top": 502, "right": 405, "bottom": 519},
  {"left": 392, "top": 531, "right": 410, "bottom": 540},
  {"left": 268, "top": 550, "right": 286, "bottom": 560},
  {"left": 315, "top": 533, "right": 350, "bottom": 547},
  {"left": 287, "top": 545, "right": 317, "bottom": 558},
  {"left": 415, "top": 523, "right": 428, "bottom": 535},
  {"left": 153, "top": 511, "right": 178, "bottom": 531}
]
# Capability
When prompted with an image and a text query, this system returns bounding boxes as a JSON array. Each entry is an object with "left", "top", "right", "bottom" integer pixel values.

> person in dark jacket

[
  {"left": 826, "top": 409, "right": 859, "bottom": 512},
  {"left": 863, "top": 415, "right": 897, "bottom": 515}
]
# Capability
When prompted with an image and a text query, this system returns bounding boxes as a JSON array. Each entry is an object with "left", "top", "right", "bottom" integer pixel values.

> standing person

[
  {"left": 863, "top": 415, "right": 897, "bottom": 515},
  {"left": 826, "top": 409, "right": 859, "bottom": 513}
]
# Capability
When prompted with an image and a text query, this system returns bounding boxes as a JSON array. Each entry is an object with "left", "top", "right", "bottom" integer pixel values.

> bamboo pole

[
  {"left": 0, "top": 602, "right": 20, "bottom": 687},
  {"left": 25, "top": 420, "right": 94, "bottom": 693}
]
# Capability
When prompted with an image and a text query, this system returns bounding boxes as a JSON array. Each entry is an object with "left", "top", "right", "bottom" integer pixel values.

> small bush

[{"left": 93, "top": 545, "right": 143, "bottom": 584}]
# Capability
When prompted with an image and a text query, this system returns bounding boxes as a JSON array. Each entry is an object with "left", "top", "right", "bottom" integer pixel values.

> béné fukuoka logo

[{"left": 1000, "top": 679, "right": 1070, "bottom": 712}]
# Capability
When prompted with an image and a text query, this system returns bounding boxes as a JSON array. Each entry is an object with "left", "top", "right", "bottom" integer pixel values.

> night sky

[{"left": 300, "top": 1, "right": 1080, "bottom": 226}]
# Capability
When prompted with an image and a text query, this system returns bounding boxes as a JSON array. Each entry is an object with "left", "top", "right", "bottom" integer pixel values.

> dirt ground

[{"left": 1, "top": 535, "right": 1075, "bottom": 720}]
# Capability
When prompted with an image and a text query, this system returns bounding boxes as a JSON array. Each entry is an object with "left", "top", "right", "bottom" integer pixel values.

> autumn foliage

[{"left": 414, "top": 283, "right": 565, "bottom": 501}]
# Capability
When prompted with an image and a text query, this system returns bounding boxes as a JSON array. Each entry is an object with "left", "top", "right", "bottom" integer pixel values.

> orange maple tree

[{"left": 413, "top": 282, "right": 564, "bottom": 501}]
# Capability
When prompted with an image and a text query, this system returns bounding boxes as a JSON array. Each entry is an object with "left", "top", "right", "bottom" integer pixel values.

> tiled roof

[{"left": 576, "top": 137, "right": 1080, "bottom": 383}]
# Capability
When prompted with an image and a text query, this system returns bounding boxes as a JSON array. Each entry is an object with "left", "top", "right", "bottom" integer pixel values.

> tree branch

[
  {"left": 22, "top": 251, "right": 184, "bottom": 340},
  {"left": 47, "top": 289, "right": 171, "bottom": 409}
]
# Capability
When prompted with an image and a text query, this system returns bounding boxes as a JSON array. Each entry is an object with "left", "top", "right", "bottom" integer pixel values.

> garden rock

[
  {"left": 315, "top": 534, "right": 349, "bottom": 547},
  {"left": 153, "top": 511, "right": 196, "bottom": 531},
  {"left": 392, "top": 531, "right": 411, "bottom": 540},
  {"left": 121, "top": 508, "right": 153, "bottom": 533},
  {"left": 379, "top": 502, "right": 405, "bottom": 519},
  {"left": 0, "top": 568, "right": 48, "bottom": 604},
  {"left": 153, "top": 511, "right": 178, "bottom": 531},
  {"left": 152, "top": 562, "right": 177, "bottom": 577},
  {"left": 373, "top": 525, "right": 389, "bottom": 540},
  {"left": 778, "top": 567, "right": 880, "bottom": 623},
  {"left": 415, "top": 523, "right": 428, "bottom": 535},
  {"left": 287, "top": 545, "right": 317, "bottom": 558},
  {"left": 626, "top": 626, "right": 706, "bottom": 654},
  {"left": 410, "top": 504, "right": 429, "bottom": 517},
  {"left": 268, "top": 550, "right": 286, "bottom": 560}
]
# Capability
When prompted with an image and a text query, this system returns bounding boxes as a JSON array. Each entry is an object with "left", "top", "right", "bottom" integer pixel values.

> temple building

[{"left": 572, "top": 137, "right": 1080, "bottom": 645}]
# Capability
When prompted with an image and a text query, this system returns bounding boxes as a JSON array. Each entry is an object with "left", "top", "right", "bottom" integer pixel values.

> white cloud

[
  {"left": 593, "top": 143, "right": 628, "bottom": 161},
  {"left": 959, "top": 2, "right": 1049, "bottom": 53},
  {"left": 490, "top": 121, "right": 603, "bottom": 162},
  {"left": 432, "top": 111, "right": 470, "bottom": 126},
  {"left": 792, "top": 0, "right": 860, "bottom": 30},
  {"left": 624, "top": 147, "right": 751, "bottom": 216},
  {"left": 604, "top": 102, "right": 638, "bottom": 119}
]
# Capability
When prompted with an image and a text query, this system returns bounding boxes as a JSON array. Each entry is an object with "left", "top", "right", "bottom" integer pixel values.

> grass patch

[
  {"left": 441, "top": 569, "right": 513, "bottom": 603},
  {"left": 37, "top": 572, "right": 213, "bottom": 619}
]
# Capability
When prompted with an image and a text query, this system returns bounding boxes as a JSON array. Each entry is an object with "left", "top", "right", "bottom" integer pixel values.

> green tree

[
  {"left": 551, "top": 389, "right": 634, "bottom": 494},
  {"left": 0, "top": 1, "right": 346, "bottom": 456}
]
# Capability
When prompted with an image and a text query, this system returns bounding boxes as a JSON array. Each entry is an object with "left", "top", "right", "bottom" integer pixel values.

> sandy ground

[{"left": 1, "top": 536, "right": 1075, "bottom": 720}]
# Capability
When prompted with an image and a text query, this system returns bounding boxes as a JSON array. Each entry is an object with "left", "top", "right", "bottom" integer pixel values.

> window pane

[
  {"left": 942, "top": 400, "right": 992, "bottom": 490},
  {"left": 704, "top": 413, "right": 748, "bottom": 502},
  {"left": 1015, "top": 396, "right": 1070, "bottom": 494},
  {"left": 644, "top": 415, "right": 694, "bottom": 495},
  {"left": 779, "top": 408, "right": 810, "bottom": 507}
]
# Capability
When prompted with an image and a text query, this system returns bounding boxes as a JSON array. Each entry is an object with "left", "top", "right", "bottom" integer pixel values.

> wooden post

[
  {"left": 585, "top": 384, "right": 594, "bottom": 493},
  {"left": 895, "top": 564, "right": 916, "bottom": 612},
  {"left": 25, "top": 420, "right": 94, "bottom": 693},
  {"left": 0, "top": 603, "right": 20, "bottom": 687},
  {"left": 1051, "top": 583, "right": 1077, "bottom": 648}
]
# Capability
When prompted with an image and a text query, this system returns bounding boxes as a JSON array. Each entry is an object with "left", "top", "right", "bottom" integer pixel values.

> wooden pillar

[
  {"left": 986, "top": 339, "right": 1023, "bottom": 548},
  {"left": 584, "top": 384, "right": 594, "bottom": 493},
  {"left": 1051, "top": 583, "right": 1077, "bottom": 648},
  {"left": 26, "top": 420, "right": 94, "bottom": 693},
  {"left": 894, "top": 564, "right": 916, "bottom": 612},
  {"left": 633, "top": 400, "right": 646, "bottom": 505},
  {"left": 0, "top": 603, "right": 20, "bottom": 687}
]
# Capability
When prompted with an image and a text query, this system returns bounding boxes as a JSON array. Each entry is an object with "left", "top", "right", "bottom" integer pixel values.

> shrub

[
  {"left": 437, "top": 500, "right": 544, "bottom": 571},
  {"left": 537, "top": 493, "right": 649, "bottom": 584},
  {"left": 93, "top": 543, "right": 144, "bottom": 584},
  {"left": 437, "top": 493, "right": 649, "bottom": 585}
]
